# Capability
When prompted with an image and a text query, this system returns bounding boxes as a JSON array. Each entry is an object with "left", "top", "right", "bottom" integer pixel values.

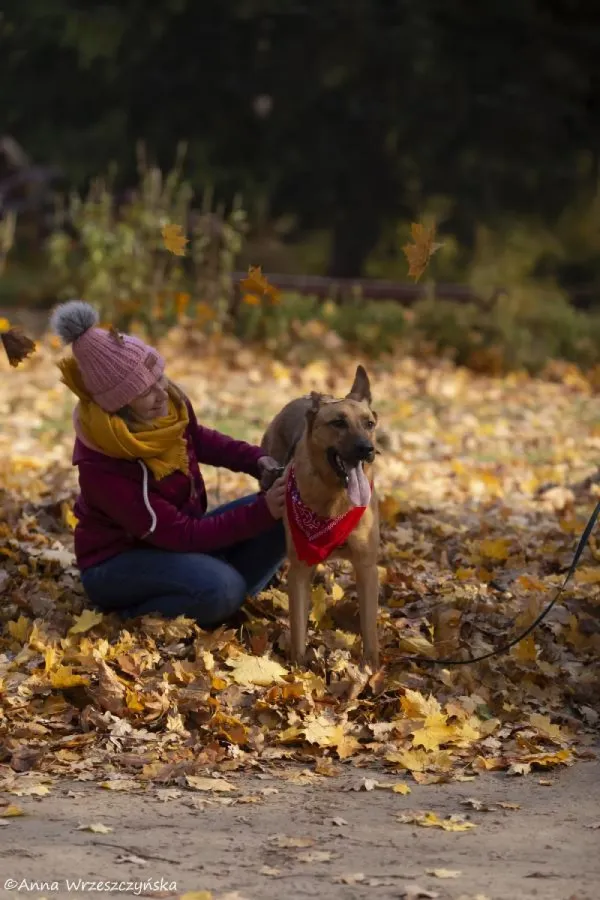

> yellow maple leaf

[
  {"left": 302, "top": 716, "right": 344, "bottom": 748},
  {"left": 397, "top": 811, "right": 476, "bottom": 831},
  {"left": 180, "top": 894, "right": 213, "bottom": 900},
  {"left": 331, "top": 582, "right": 344, "bottom": 603},
  {"left": 528, "top": 714, "right": 566, "bottom": 744},
  {"left": 397, "top": 633, "right": 436, "bottom": 656},
  {"left": 49, "top": 665, "right": 90, "bottom": 689},
  {"left": 511, "top": 634, "right": 537, "bottom": 662},
  {"left": 7, "top": 615, "right": 31, "bottom": 643},
  {"left": 227, "top": 653, "right": 287, "bottom": 687},
  {"left": 44, "top": 645, "right": 60, "bottom": 672},
  {"left": 8, "top": 783, "right": 50, "bottom": 797},
  {"left": 523, "top": 748, "right": 571, "bottom": 767},
  {"left": 385, "top": 748, "right": 431, "bottom": 772},
  {"left": 309, "top": 584, "right": 332, "bottom": 628},
  {"left": 412, "top": 712, "right": 459, "bottom": 751},
  {"left": 402, "top": 222, "right": 443, "bottom": 282},
  {"left": 0, "top": 805, "right": 25, "bottom": 817},
  {"left": 0, "top": 317, "right": 10, "bottom": 333},
  {"left": 574, "top": 566, "right": 600, "bottom": 585},
  {"left": 392, "top": 783, "right": 411, "bottom": 795},
  {"left": 478, "top": 538, "right": 511, "bottom": 561},
  {"left": 68, "top": 609, "right": 104, "bottom": 635},
  {"left": 240, "top": 265, "right": 280, "bottom": 303},
  {"left": 161, "top": 223, "right": 188, "bottom": 256},
  {"left": 61, "top": 502, "right": 78, "bottom": 530},
  {"left": 401, "top": 689, "right": 442, "bottom": 719},
  {"left": 455, "top": 716, "right": 482, "bottom": 746},
  {"left": 517, "top": 574, "right": 546, "bottom": 592}
]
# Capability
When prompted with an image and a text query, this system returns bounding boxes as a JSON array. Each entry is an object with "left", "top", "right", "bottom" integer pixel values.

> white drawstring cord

[{"left": 138, "top": 459, "right": 157, "bottom": 538}]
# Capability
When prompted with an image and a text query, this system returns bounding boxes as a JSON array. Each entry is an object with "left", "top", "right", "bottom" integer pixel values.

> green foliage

[
  {"left": 46, "top": 145, "right": 247, "bottom": 334},
  {"left": 412, "top": 291, "right": 600, "bottom": 375},
  {"left": 233, "top": 292, "right": 408, "bottom": 357}
]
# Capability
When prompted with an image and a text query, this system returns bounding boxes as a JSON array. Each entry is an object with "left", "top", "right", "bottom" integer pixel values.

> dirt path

[{"left": 1, "top": 759, "right": 598, "bottom": 900}]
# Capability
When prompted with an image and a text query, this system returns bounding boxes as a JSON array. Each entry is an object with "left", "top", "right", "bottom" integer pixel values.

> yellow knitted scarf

[{"left": 59, "top": 357, "right": 189, "bottom": 480}]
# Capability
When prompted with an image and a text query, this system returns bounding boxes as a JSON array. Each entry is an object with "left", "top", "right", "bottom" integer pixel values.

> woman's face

[{"left": 129, "top": 375, "right": 169, "bottom": 422}]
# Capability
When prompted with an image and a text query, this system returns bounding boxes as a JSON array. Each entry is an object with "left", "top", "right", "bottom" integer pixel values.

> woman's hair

[{"left": 115, "top": 378, "right": 187, "bottom": 427}]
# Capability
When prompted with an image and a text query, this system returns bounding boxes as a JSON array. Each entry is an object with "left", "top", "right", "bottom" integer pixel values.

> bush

[{"left": 46, "top": 143, "right": 247, "bottom": 336}]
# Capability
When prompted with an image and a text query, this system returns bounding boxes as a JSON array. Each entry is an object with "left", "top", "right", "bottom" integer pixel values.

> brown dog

[{"left": 261, "top": 365, "right": 380, "bottom": 669}]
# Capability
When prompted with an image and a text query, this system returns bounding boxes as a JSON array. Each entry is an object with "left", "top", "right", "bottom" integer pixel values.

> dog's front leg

[
  {"left": 287, "top": 562, "right": 314, "bottom": 666},
  {"left": 354, "top": 562, "right": 379, "bottom": 670}
]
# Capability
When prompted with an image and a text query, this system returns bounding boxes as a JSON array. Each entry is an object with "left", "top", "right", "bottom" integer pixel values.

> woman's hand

[
  {"left": 258, "top": 455, "right": 284, "bottom": 491},
  {"left": 265, "top": 475, "right": 286, "bottom": 520}
]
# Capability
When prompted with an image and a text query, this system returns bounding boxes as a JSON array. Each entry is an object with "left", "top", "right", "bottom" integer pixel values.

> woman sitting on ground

[{"left": 51, "top": 300, "right": 286, "bottom": 626}]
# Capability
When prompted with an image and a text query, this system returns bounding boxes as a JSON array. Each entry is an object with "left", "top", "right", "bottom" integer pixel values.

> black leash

[{"left": 400, "top": 499, "right": 600, "bottom": 667}]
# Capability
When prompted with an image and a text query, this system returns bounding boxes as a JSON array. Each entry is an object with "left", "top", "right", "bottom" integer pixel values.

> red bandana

[{"left": 286, "top": 465, "right": 369, "bottom": 566}]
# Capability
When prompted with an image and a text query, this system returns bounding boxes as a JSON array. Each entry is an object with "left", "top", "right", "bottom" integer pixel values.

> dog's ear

[
  {"left": 306, "top": 391, "right": 322, "bottom": 430},
  {"left": 346, "top": 365, "right": 372, "bottom": 405}
]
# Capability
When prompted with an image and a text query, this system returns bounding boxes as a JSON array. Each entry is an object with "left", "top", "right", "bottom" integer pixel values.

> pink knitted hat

[{"left": 50, "top": 300, "right": 165, "bottom": 412}]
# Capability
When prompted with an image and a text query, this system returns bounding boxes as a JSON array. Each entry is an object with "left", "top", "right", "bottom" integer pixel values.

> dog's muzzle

[{"left": 351, "top": 439, "right": 376, "bottom": 464}]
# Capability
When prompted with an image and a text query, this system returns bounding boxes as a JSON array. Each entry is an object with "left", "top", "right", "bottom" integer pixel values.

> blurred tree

[{"left": 2, "top": 0, "right": 600, "bottom": 275}]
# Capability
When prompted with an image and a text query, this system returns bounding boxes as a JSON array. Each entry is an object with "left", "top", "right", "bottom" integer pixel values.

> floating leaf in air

[
  {"left": 402, "top": 222, "right": 443, "bottom": 282},
  {"left": 240, "top": 265, "right": 281, "bottom": 305},
  {"left": 0, "top": 317, "right": 36, "bottom": 368},
  {"left": 161, "top": 223, "right": 188, "bottom": 256}
]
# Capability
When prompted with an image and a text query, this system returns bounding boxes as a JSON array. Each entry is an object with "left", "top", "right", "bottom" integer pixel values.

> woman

[{"left": 51, "top": 300, "right": 287, "bottom": 626}]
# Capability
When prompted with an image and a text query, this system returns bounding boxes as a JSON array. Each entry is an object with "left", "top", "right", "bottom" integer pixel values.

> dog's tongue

[{"left": 347, "top": 463, "right": 371, "bottom": 507}]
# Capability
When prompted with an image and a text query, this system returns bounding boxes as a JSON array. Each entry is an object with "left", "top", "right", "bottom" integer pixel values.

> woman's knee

[{"left": 193, "top": 562, "right": 247, "bottom": 625}]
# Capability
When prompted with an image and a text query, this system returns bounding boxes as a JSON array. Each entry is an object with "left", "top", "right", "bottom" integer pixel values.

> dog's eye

[
  {"left": 365, "top": 420, "right": 375, "bottom": 430},
  {"left": 330, "top": 418, "right": 348, "bottom": 428}
]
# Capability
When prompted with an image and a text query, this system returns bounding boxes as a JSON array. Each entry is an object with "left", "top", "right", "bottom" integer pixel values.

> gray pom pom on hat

[{"left": 50, "top": 300, "right": 99, "bottom": 345}]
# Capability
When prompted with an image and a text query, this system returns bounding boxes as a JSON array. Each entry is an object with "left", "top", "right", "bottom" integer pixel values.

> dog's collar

[{"left": 286, "top": 464, "right": 370, "bottom": 566}]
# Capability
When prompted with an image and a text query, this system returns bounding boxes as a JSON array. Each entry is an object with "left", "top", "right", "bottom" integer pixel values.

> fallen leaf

[
  {"left": 333, "top": 873, "right": 365, "bottom": 885},
  {"left": 78, "top": 823, "right": 113, "bottom": 833},
  {"left": 0, "top": 805, "right": 25, "bottom": 817},
  {"left": 68, "top": 608, "right": 104, "bottom": 634},
  {"left": 185, "top": 776, "right": 236, "bottom": 793},
  {"left": 8, "top": 784, "right": 50, "bottom": 797},
  {"left": 270, "top": 835, "right": 314, "bottom": 849},
  {"left": 259, "top": 866, "right": 281, "bottom": 877},
  {"left": 397, "top": 811, "right": 476, "bottom": 832},
  {"left": 392, "top": 783, "right": 412, "bottom": 795},
  {"left": 180, "top": 894, "right": 213, "bottom": 900},
  {"left": 427, "top": 869, "right": 462, "bottom": 879},
  {"left": 227, "top": 653, "right": 287, "bottom": 687},
  {"left": 99, "top": 779, "right": 141, "bottom": 792},
  {"left": 399, "top": 887, "right": 439, "bottom": 899},
  {"left": 528, "top": 713, "right": 566, "bottom": 743},
  {"left": 297, "top": 850, "right": 334, "bottom": 863},
  {"left": 49, "top": 666, "right": 90, "bottom": 689}
]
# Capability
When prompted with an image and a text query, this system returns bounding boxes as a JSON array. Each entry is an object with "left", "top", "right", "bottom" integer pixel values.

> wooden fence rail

[{"left": 231, "top": 272, "right": 599, "bottom": 310}]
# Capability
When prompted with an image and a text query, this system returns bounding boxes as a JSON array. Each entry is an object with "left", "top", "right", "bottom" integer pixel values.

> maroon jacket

[{"left": 72, "top": 402, "right": 275, "bottom": 570}]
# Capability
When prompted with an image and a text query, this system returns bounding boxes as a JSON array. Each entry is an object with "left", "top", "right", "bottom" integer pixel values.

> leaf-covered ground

[{"left": 1, "top": 331, "right": 599, "bottom": 803}]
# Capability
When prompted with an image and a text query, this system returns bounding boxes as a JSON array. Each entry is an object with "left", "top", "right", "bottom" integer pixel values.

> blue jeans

[{"left": 81, "top": 495, "right": 286, "bottom": 627}]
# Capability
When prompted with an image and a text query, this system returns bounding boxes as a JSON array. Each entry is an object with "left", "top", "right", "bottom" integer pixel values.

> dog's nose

[{"left": 353, "top": 438, "right": 375, "bottom": 463}]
